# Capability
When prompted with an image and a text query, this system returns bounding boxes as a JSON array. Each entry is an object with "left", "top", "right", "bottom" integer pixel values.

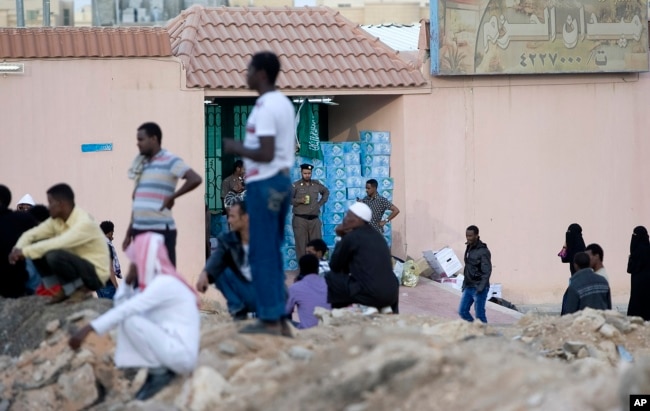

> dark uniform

[{"left": 292, "top": 164, "right": 330, "bottom": 258}]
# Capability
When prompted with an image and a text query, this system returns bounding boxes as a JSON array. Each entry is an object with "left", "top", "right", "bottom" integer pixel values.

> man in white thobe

[{"left": 69, "top": 233, "right": 200, "bottom": 401}]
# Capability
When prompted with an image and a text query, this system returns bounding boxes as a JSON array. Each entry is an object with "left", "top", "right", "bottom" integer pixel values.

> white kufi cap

[
  {"left": 348, "top": 202, "right": 372, "bottom": 223},
  {"left": 17, "top": 194, "right": 35, "bottom": 206}
]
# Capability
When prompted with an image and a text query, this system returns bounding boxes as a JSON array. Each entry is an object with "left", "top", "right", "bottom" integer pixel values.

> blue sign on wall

[{"left": 81, "top": 143, "right": 113, "bottom": 153}]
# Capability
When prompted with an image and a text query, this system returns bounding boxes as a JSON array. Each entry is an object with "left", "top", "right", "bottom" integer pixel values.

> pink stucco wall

[
  {"left": 331, "top": 74, "right": 650, "bottom": 305},
  {"left": 0, "top": 58, "right": 206, "bottom": 285}
]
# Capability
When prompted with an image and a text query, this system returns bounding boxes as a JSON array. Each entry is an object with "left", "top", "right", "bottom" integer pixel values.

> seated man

[
  {"left": 0, "top": 185, "right": 37, "bottom": 298},
  {"left": 96, "top": 221, "right": 122, "bottom": 300},
  {"left": 9, "top": 184, "right": 109, "bottom": 303},
  {"left": 561, "top": 251, "right": 612, "bottom": 315},
  {"left": 196, "top": 200, "right": 256, "bottom": 320},
  {"left": 69, "top": 232, "right": 200, "bottom": 401},
  {"left": 286, "top": 254, "right": 331, "bottom": 329},
  {"left": 305, "top": 238, "right": 330, "bottom": 277},
  {"left": 325, "top": 203, "right": 399, "bottom": 313}
]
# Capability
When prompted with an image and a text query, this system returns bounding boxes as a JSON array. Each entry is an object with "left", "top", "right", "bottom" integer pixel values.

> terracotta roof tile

[
  {"left": 0, "top": 27, "right": 172, "bottom": 59},
  {"left": 166, "top": 5, "right": 427, "bottom": 90}
]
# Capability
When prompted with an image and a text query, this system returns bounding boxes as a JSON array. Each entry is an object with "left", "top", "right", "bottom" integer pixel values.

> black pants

[
  {"left": 33, "top": 250, "right": 103, "bottom": 295},
  {"left": 325, "top": 271, "right": 399, "bottom": 313},
  {"left": 132, "top": 228, "right": 177, "bottom": 267}
]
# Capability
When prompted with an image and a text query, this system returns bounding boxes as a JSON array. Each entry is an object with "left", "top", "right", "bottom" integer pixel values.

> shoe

[
  {"left": 232, "top": 309, "right": 250, "bottom": 322},
  {"left": 135, "top": 369, "right": 176, "bottom": 401},
  {"left": 66, "top": 288, "right": 91, "bottom": 303},
  {"left": 280, "top": 319, "right": 296, "bottom": 338},
  {"left": 46, "top": 290, "right": 68, "bottom": 305},
  {"left": 380, "top": 306, "right": 393, "bottom": 314},
  {"left": 239, "top": 320, "right": 283, "bottom": 336},
  {"left": 361, "top": 306, "right": 378, "bottom": 316}
]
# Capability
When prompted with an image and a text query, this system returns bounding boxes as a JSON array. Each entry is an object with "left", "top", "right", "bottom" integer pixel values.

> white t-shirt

[
  {"left": 241, "top": 244, "right": 252, "bottom": 281},
  {"left": 243, "top": 90, "right": 296, "bottom": 183}
]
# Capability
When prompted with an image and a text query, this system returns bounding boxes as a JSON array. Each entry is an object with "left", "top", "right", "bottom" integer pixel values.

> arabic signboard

[{"left": 430, "top": 0, "right": 648, "bottom": 75}]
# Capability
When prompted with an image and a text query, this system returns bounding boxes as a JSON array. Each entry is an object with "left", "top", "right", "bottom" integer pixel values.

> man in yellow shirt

[{"left": 9, "top": 184, "right": 109, "bottom": 303}]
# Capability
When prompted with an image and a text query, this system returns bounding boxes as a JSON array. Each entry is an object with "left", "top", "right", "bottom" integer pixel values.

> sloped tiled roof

[
  {"left": 0, "top": 27, "right": 172, "bottom": 59},
  {"left": 166, "top": 6, "right": 427, "bottom": 90},
  {"left": 361, "top": 23, "right": 421, "bottom": 52}
]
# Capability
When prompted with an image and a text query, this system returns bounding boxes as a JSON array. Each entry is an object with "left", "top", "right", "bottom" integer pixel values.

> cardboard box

[
  {"left": 380, "top": 189, "right": 393, "bottom": 201},
  {"left": 324, "top": 201, "right": 346, "bottom": 214},
  {"left": 488, "top": 283, "right": 502, "bottom": 299},
  {"left": 325, "top": 178, "right": 347, "bottom": 191},
  {"left": 343, "top": 152, "right": 361, "bottom": 165},
  {"left": 311, "top": 167, "right": 326, "bottom": 180},
  {"left": 323, "top": 224, "right": 338, "bottom": 237},
  {"left": 283, "top": 235, "right": 295, "bottom": 246},
  {"left": 342, "top": 141, "right": 362, "bottom": 153},
  {"left": 346, "top": 176, "right": 365, "bottom": 188},
  {"left": 360, "top": 130, "right": 391, "bottom": 143},
  {"left": 347, "top": 187, "right": 365, "bottom": 200},
  {"left": 283, "top": 258, "right": 298, "bottom": 271},
  {"left": 325, "top": 166, "right": 347, "bottom": 179},
  {"left": 323, "top": 235, "right": 337, "bottom": 247},
  {"left": 321, "top": 143, "right": 344, "bottom": 156},
  {"left": 360, "top": 142, "right": 392, "bottom": 155},
  {"left": 322, "top": 212, "right": 344, "bottom": 225},
  {"left": 346, "top": 165, "right": 362, "bottom": 176},
  {"left": 361, "top": 155, "right": 390, "bottom": 167},
  {"left": 297, "top": 156, "right": 323, "bottom": 167},
  {"left": 423, "top": 247, "right": 463, "bottom": 278},
  {"left": 281, "top": 246, "right": 297, "bottom": 261},
  {"left": 376, "top": 177, "right": 394, "bottom": 190},
  {"left": 441, "top": 275, "right": 464, "bottom": 290},
  {"left": 362, "top": 166, "right": 390, "bottom": 177},
  {"left": 325, "top": 155, "right": 344, "bottom": 168},
  {"left": 330, "top": 190, "right": 347, "bottom": 202}
]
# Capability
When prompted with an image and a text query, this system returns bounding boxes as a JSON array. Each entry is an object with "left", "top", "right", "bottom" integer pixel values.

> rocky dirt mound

[{"left": 1, "top": 299, "right": 650, "bottom": 411}]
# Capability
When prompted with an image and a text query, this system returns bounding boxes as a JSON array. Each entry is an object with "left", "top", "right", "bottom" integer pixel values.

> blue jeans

[
  {"left": 25, "top": 259, "right": 42, "bottom": 295},
  {"left": 247, "top": 171, "right": 291, "bottom": 321},
  {"left": 96, "top": 283, "right": 116, "bottom": 299},
  {"left": 459, "top": 286, "right": 489, "bottom": 323},
  {"left": 215, "top": 268, "right": 257, "bottom": 315}
]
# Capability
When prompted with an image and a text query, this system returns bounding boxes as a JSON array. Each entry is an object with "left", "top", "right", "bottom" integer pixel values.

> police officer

[{"left": 292, "top": 164, "right": 329, "bottom": 258}]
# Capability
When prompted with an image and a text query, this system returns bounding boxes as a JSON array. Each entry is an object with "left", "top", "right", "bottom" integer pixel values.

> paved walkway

[{"left": 399, "top": 277, "right": 523, "bottom": 325}]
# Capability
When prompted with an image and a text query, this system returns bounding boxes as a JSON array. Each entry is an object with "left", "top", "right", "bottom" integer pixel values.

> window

[
  {"left": 63, "top": 9, "right": 70, "bottom": 25},
  {"left": 26, "top": 10, "right": 39, "bottom": 21}
]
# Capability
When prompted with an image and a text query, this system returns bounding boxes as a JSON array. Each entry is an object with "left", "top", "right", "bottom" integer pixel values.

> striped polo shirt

[{"left": 132, "top": 149, "right": 189, "bottom": 231}]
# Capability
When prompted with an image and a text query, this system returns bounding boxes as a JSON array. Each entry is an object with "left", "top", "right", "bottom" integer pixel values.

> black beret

[{"left": 300, "top": 164, "right": 314, "bottom": 170}]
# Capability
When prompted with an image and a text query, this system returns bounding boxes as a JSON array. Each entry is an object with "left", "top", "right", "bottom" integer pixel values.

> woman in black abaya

[
  {"left": 627, "top": 226, "right": 650, "bottom": 320},
  {"left": 561, "top": 223, "right": 586, "bottom": 275}
]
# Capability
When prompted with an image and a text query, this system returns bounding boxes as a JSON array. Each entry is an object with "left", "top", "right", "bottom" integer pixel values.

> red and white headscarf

[{"left": 125, "top": 232, "right": 199, "bottom": 305}]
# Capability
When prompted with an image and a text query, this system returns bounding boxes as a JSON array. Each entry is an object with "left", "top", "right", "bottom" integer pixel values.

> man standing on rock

[
  {"left": 292, "top": 163, "right": 329, "bottom": 258},
  {"left": 561, "top": 251, "right": 611, "bottom": 315},
  {"left": 223, "top": 51, "right": 295, "bottom": 336},
  {"left": 458, "top": 225, "right": 492, "bottom": 323},
  {"left": 9, "top": 184, "right": 109, "bottom": 303},
  {"left": 123, "top": 122, "right": 203, "bottom": 266},
  {"left": 69, "top": 232, "right": 200, "bottom": 401},
  {"left": 325, "top": 202, "right": 399, "bottom": 313}
]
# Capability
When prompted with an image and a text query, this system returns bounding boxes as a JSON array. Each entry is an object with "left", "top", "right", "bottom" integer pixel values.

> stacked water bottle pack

[{"left": 281, "top": 131, "right": 394, "bottom": 271}]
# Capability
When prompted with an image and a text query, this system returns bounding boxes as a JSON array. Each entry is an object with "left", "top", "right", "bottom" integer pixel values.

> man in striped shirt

[{"left": 123, "top": 122, "right": 202, "bottom": 266}]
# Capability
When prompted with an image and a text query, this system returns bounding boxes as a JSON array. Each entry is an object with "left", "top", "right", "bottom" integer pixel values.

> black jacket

[
  {"left": 462, "top": 239, "right": 492, "bottom": 292},
  {"left": 561, "top": 268, "right": 611, "bottom": 315},
  {"left": 0, "top": 209, "right": 37, "bottom": 298},
  {"left": 203, "top": 230, "right": 248, "bottom": 283}
]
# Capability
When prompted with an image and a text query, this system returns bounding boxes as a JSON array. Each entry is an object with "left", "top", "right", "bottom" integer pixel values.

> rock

[
  {"left": 628, "top": 316, "right": 645, "bottom": 325},
  {"left": 0, "top": 399, "right": 9, "bottom": 411},
  {"left": 218, "top": 342, "right": 238, "bottom": 356},
  {"left": 563, "top": 341, "right": 587, "bottom": 354},
  {"left": 577, "top": 347, "right": 589, "bottom": 359},
  {"left": 175, "top": 366, "right": 229, "bottom": 411},
  {"left": 345, "top": 402, "right": 369, "bottom": 411},
  {"left": 314, "top": 306, "right": 332, "bottom": 326},
  {"left": 332, "top": 309, "right": 348, "bottom": 318},
  {"left": 9, "top": 386, "right": 59, "bottom": 411},
  {"left": 14, "top": 350, "right": 74, "bottom": 389},
  {"left": 526, "top": 392, "right": 544, "bottom": 407},
  {"left": 605, "top": 316, "right": 632, "bottom": 334},
  {"left": 287, "top": 346, "right": 314, "bottom": 361},
  {"left": 57, "top": 363, "right": 98, "bottom": 410},
  {"left": 571, "top": 310, "right": 606, "bottom": 332},
  {"left": 598, "top": 323, "right": 620, "bottom": 339},
  {"left": 45, "top": 320, "right": 60, "bottom": 334},
  {"left": 70, "top": 349, "right": 95, "bottom": 369},
  {"left": 66, "top": 309, "right": 101, "bottom": 323}
]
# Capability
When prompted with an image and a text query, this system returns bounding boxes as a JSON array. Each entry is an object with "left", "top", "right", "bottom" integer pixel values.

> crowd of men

[{"left": 1, "top": 50, "right": 630, "bottom": 403}]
